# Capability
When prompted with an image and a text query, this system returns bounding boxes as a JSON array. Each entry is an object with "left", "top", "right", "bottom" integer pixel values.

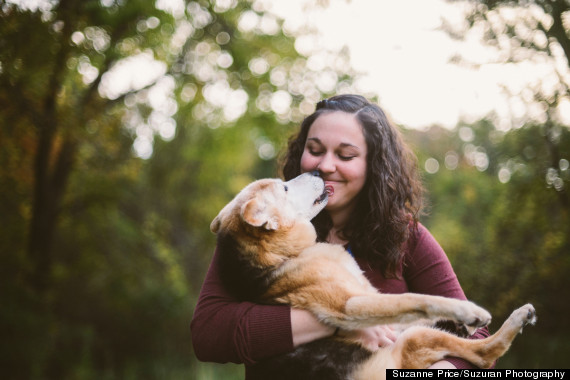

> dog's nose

[{"left": 310, "top": 170, "right": 320, "bottom": 177}]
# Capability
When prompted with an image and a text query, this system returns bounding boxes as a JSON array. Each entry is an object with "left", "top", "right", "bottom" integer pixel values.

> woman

[{"left": 191, "top": 94, "right": 489, "bottom": 377}]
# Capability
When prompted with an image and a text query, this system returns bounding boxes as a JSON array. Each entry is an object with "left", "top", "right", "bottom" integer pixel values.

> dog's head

[{"left": 211, "top": 172, "right": 328, "bottom": 235}]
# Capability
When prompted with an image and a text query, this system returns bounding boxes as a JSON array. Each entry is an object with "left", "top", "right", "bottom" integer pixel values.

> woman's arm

[
  {"left": 292, "top": 308, "right": 399, "bottom": 351},
  {"left": 291, "top": 308, "right": 335, "bottom": 346},
  {"left": 191, "top": 246, "right": 294, "bottom": 365}
]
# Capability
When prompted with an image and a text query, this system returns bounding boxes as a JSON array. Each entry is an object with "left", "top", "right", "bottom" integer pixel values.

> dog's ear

[
  {"left": 241, "top": 197, "right": 278, "bottom": 230},
  {"left": 210, "top": 203, "right": 231, "bottom": 233},
  {"left": 211, "top": 196, "right": 238, "bottom": 233},
  {"left": 210, "top": 214, "right": 222, "bottom": 233}
]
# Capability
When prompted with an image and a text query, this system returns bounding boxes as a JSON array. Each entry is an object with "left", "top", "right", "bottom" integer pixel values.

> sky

[
  {"left": 264, "top": 0, "right": 564, "bottom": 129},
  {"left": 10, "top": 0, "right": 568, "bottom": 164},
  {"left": 96, "top": 0, "right": 569, "bottom": 161},
  {"left": 10, "top": 0, "right": 566, "bottom": 131}
]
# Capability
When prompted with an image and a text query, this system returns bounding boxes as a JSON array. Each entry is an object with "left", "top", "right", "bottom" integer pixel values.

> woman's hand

[
  {"left": 291, "top": 309, "right": 397, "bottom": 351},
  {"left": 337, "top": 325, "right": 397, "bottom": 351}
]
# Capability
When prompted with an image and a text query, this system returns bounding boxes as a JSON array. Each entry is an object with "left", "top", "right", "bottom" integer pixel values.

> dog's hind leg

[{"left": 386, "top": 304, "right": 535, "bottom": 370}]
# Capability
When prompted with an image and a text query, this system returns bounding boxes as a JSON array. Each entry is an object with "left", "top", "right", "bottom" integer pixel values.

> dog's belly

[
  {"left": 267, "top": 243, "right": 378, "bottom": 311},
  {"left": 297, "top": 243, "right": 373, "bottom": 288}
]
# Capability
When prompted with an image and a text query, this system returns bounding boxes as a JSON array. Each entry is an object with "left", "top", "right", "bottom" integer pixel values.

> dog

[{"left": 211, "top": 172, "right": 536, "bottom": 379}]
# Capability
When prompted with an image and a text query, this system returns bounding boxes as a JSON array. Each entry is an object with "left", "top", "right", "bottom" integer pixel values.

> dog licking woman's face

[
  {"left": 300, "top": 111, "right": 368, "bottom": 224},
  {"left": 211, "top": 173, "right": 329, "bottom": 235}
]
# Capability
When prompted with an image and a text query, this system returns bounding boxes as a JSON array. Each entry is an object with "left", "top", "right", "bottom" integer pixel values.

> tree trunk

[{"left": 28, "top": 118, "right": 76, "bottom": 293}]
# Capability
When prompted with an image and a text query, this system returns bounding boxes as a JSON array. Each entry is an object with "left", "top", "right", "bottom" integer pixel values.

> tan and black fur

[{"left": 211, "top": 172, "right": 536, "bottom": 379}]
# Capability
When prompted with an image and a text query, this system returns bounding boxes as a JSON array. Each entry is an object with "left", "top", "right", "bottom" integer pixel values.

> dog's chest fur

[{"left": 217, "top": 232, "right": 277, "bottom": 302}]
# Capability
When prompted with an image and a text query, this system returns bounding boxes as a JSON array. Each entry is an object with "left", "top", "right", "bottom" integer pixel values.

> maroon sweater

[{"left": 191, "top": 223, "right": 490, "bottom": 377}]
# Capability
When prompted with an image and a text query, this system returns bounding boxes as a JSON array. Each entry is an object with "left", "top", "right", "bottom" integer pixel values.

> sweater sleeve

[
  {"left": 404, "top": 224, "right": 492, "bottom": 369},
  {"left": 190, "top": 245, "right": 294, "bottom": 365}
]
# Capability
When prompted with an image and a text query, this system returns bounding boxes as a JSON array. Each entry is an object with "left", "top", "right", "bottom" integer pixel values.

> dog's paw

[
  {"left": 510, "top": 304, "right": 537, "bottom": 329},
  {"left": 453, "top": 301, "right": 492, "bottom": 333}
]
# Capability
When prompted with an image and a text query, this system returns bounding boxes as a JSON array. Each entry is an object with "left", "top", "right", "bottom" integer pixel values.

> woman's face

[{"left": 300, "top": 111, "right": 368, "bottom": 218}]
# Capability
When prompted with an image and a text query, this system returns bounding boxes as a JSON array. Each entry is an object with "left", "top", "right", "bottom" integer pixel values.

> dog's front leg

[{"left": 326, "top": 293, "right": 491, "bottom": 331}]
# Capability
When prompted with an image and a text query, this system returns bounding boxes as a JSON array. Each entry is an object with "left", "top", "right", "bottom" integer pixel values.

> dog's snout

[{"left": 310, "top": 170, "right": 320, "bottom": 177}]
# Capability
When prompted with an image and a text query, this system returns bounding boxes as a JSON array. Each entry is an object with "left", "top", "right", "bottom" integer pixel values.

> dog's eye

[{"left": 284, "top": 185, "right": 288, "bottom": 192}]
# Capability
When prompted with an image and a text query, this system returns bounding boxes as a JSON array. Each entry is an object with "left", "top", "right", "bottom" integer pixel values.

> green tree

[
  {"left": 409, "top": 118, "right": 570, "bottom": 367},
  {"left": 0, "top": 0, "right": 356, "bottom": 378},
  {"left": 457, "top": 0, "right": 570, "bottom": 71},
  {"left": 440, "top": 1, "right": 570, "bottom": 365}
]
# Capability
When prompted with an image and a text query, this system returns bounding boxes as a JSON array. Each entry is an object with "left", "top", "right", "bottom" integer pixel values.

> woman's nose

[{"left": 317, "top": 153, "right": 336, "bottom": 173}]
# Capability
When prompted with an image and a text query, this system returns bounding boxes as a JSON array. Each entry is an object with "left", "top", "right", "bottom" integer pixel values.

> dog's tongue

[{"left": 325, "top": 185, "right": 334, "bottom": 196}]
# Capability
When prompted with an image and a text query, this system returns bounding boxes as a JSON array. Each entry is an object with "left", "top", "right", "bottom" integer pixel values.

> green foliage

[
  {"left": 442, "top": 0, "right": 570, "bottom": 365},
  {"left": 2, "top": 0, "right": 569, "bottom": 377},
  {"left": 0, "top": 0, "right": 356, "bottom": 378},
  {"left": 410, "top": 120, "right": 570, "bottom": 368}
]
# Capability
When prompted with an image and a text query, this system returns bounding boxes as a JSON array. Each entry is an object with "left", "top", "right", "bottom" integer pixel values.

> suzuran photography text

[{"left": 388, "top": 370, "right": 568, "bottom": 380}]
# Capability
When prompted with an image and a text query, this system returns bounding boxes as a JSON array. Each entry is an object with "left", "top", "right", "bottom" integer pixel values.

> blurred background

[{"left": 1, "top": 0, "right": 569, "bottom": 378}]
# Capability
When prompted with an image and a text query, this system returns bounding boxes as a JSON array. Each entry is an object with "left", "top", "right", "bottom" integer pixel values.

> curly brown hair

[{"left": 281, "top": 94, "right": 424, "bottom": 278}]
